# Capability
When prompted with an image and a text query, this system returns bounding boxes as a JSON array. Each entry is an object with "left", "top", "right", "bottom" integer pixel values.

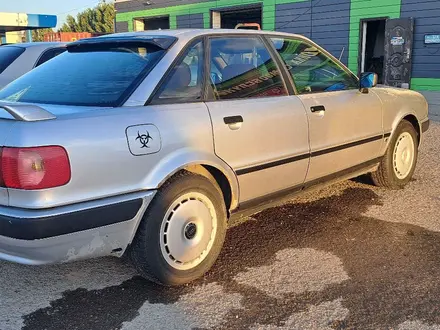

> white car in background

[{"left": 0, "top": 42, "right": 66, "bottom": 89}]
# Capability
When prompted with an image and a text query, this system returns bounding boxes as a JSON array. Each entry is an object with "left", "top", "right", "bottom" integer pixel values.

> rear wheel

[
  {"left": 129, "top": 171, "right": 227, "bottom": 286},
  {"left": 371, "top": 120, "right": 418, "bottom": 189}
]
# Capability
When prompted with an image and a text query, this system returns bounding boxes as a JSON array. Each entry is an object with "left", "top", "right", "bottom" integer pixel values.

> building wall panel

[
  {"left": 176, "top": 13, "right": 204, "bottom": 28},
  {"left": 401, "top": 0, "right": 440, "bottom": 83},
  {"left": 275, "top": 0, "right": 350, "bottom": 65}
]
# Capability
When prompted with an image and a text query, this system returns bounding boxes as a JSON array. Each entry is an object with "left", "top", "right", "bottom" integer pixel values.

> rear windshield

[
  {"left": 0, "top": 46, "right": 25, "bottom": 74},
  {"left": 0, "top": 44, "right": 165, "bottom": 107}
]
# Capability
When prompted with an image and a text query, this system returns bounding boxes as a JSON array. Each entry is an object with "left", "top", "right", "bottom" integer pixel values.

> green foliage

[
  {"left": 59, "top": 0, "right": 115, "bottom": 33},
  {"left": 32, "top": 28, "right": 54, "bottom": 42},
  {"left": 59, "top": 15, "right": 79, "bottom": 32}
]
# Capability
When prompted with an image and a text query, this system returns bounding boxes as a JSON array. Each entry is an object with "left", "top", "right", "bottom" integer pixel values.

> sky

[{"left": 0, "top": 0, "right": 104, "bottom": 29}]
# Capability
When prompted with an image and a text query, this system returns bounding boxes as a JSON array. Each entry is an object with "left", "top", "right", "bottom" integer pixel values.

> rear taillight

[
  {"left": 0, "top": 148, "right": 3, "bottom": 187},
  {"left": 0, "top": 146, "right": 70, "bottom": 190}
]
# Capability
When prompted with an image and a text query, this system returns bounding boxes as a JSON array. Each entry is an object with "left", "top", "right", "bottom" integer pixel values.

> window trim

[
  {"left": 204, "top": 34, "right": 291, "bottom": 103},
  {"left": 202, "top": 35, "right": 216, "bottom": 101},
  {"left": 116, "top": 42, "right": 175, "bottom": 107},
  {"left": 33, "top": 46, "right": 66, "bottom": 68},
  {"left": 266, "top": 35, "right": 360, "bottom": 95},
  {"left": 261, "top": 35, "right": 297, "bottom": 95},
  {"left": 147, "top": 36, "right": 206, "bottom": 106}
]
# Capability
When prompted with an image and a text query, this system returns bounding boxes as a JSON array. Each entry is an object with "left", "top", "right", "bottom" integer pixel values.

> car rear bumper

[{"left": 0, "top": 191, "right": 155, "bottom": 265}]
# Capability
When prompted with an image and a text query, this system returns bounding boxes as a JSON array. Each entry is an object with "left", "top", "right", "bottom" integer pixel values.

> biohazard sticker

[{"left": 126, "top": 124, "right": 161, "bottom": 156}]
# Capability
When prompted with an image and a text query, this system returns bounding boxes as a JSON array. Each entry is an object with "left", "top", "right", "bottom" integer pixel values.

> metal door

[
  {"left": 206, "top": 35, "right": 310, "bottom": 203},
  {"left": 207, "top": 96, "right": 310, "bottom": 203},
  {"left": 300, "top": 90, "right": 383, "bottom": 183},
  {"left": 384, "top": 18, "right": 414, "bottom": 88}
]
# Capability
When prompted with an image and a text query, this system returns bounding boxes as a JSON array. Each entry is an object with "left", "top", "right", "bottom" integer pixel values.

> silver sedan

[{"left": 0, "top": 29, "right": 430, "bottom": 286}]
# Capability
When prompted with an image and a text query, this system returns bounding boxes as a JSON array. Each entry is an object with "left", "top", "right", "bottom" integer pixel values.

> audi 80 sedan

[{"left": 0, "top": 29, "right": 429, "bottom": 286}]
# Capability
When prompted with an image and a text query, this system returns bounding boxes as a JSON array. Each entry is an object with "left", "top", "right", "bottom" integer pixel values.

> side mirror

[{"left": 360, "top": 72, "right": 378, "bottom": 90}]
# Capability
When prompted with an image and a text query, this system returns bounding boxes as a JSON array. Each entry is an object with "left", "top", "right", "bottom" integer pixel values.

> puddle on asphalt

[{"left": 21, "top": 188, "right": 440, "bottom": 330}]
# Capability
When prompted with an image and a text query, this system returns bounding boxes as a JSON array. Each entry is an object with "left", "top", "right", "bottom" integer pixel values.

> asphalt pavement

[{"left": 1, "top": 122, "right": 439, "bottom": 330}]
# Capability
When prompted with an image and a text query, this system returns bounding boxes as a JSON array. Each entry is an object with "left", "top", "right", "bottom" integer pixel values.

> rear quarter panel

[{"left": 3, "top": 103, "right": 235, "bottom": 209}]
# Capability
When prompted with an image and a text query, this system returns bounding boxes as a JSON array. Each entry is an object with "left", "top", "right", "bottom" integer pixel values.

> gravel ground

[{"left": 0, "top": 122, "right": 439, "bottom": 330}]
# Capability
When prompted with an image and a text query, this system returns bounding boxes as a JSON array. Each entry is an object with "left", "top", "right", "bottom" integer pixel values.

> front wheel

[
  {"left": 128, "top": 171, "right": 227, "bottom": 286},
  {"left": 371, "top": 120, "right": 418, "bottom": 189}
]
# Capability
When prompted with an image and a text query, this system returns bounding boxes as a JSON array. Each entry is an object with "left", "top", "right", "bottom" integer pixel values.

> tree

[
  {"left": 58, "top": 1, "right": 115, "bottom": 33},
  {"left": 59, "top": 15, "right": 79, "bottom": 32},
  {"left": 32, "top": 28, "right": 54, "bottom": 42},
  {"left": 94, "top": 1, "right": 115, "bottom": 33}
]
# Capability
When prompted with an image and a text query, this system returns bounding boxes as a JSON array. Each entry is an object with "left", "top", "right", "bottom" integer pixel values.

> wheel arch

[
  {"left": 387, "top": 112, "right": 421, "bottom": 150},
  {"left": 143, "top": 149, "right": 239, "bottom": 212},
  {"left": 401, "top": 114, "right": 421, "bottom": 145},
  {"left": 193, "top": 164, "right": 234, "bottom": 215},
  {"left": 372, "top": 113, "right": 420, "bottom": 189}
]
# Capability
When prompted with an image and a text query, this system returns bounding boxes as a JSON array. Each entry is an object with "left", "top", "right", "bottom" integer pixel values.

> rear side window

[
  {"left": 209, "top": 36, "right": 287, "bottom": 100},
  {"left": 152, "top": 39, "right": 204, "bottom": 104},
  {"left": 0, "top": 44, "right": 165, "bottom": 107},
  {"left": 35, "top": 47, "right": 66, "bottom": 67},
  {"left": 0, "top": 46, "right": 25, "bottom": 74}
]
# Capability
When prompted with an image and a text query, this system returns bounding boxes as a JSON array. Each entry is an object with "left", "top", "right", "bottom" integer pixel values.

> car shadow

[{"left": 21, "top": 187, "right": 440, "bottom": 330}]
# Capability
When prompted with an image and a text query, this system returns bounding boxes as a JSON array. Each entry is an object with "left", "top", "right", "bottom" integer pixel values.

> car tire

[
  {"left": 371, "top": 120, "right": 418, "bottom": 189},
  {"left": 128, "top": 171, "right": 227, "bottom": 286}
]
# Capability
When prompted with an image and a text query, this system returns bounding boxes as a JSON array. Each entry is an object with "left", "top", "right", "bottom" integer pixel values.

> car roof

[{"left": 97, "top": 28, "right": 305, "bottom": 40}]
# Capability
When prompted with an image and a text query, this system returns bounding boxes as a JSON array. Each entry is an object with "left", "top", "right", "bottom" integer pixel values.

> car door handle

[
  {"left": 310, "top": 105, "right": 326, "bottom": 112},
  {"left": 223, "top": 116, "right": 243, "bottom": 124},
  {"left": 223, "top": 116, "right": 243, "bottom": 131}
]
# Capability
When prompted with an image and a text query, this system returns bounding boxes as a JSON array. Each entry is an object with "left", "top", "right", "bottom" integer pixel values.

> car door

[
  {"left": 205, "top": 35, "right": 310, "bottom": 203},
  {"left": 269, "top": 36, "right": 383, "bottom": 182}
]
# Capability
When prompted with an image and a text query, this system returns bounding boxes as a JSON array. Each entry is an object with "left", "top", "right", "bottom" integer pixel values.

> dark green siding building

[{"left": 115, "top": 0, "right": 440, "bottom": 114}]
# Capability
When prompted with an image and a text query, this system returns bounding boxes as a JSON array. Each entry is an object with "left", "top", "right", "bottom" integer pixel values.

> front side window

[
  {"left": 0, "top": 46, "right": 25, "bottom": 74},
  {"left": 270, "top": 37, "right": 358, "bottom": 94},
  {"left": 0, "top": 43, "right": 165, "bottom": 107},
  {"left": 209, "top": 36, "right": 287, "bottom": 100},
  {"left": 153, "top": 40, "right": 204, "bottom": 103}
]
